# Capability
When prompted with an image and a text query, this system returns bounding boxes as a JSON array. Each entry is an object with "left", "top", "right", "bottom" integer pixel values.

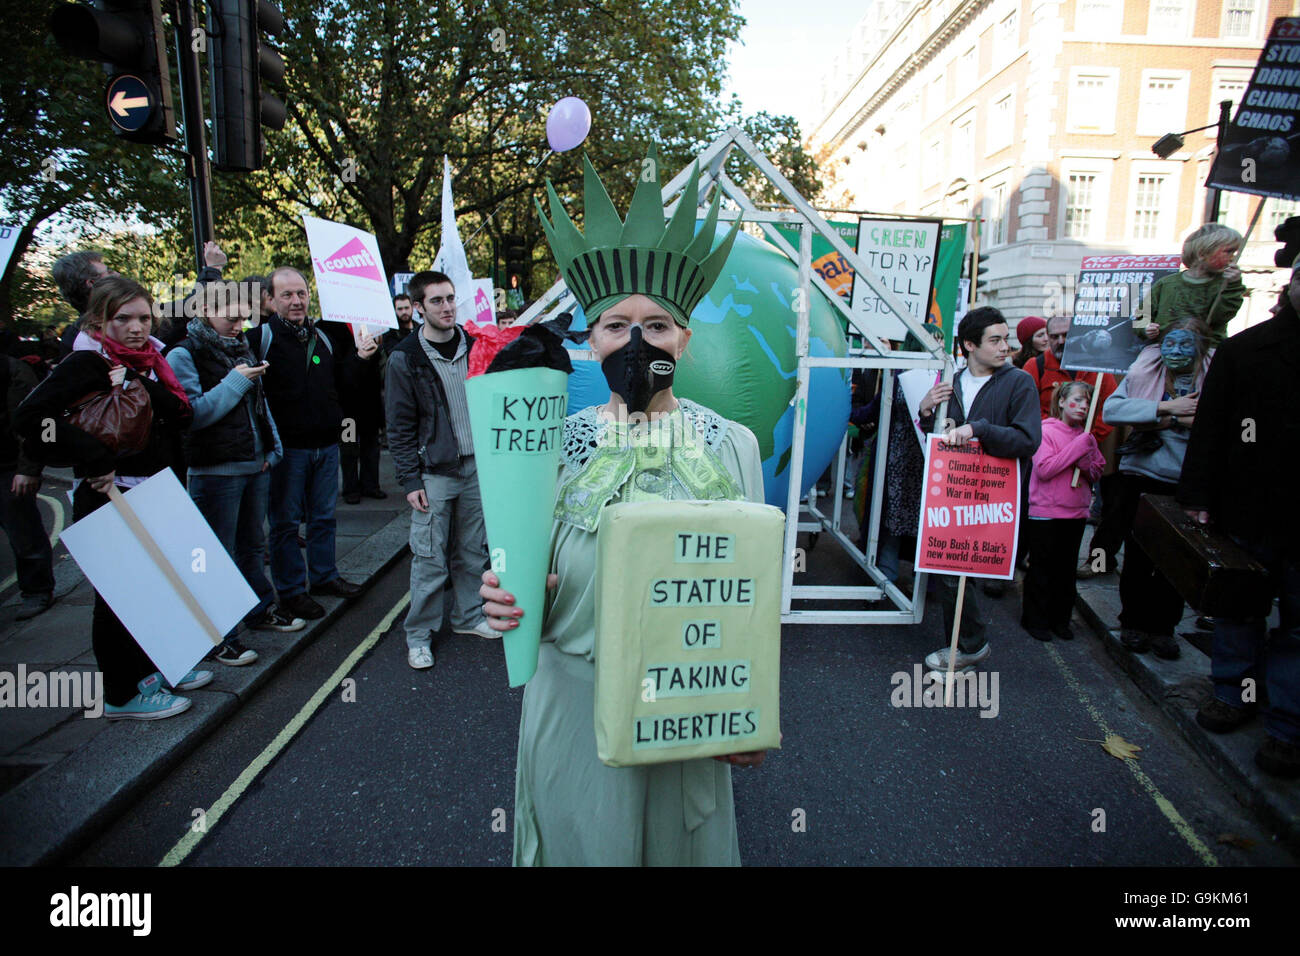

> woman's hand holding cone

[{"left": 480, "top": 570, "right": 558, "bottom": 633}]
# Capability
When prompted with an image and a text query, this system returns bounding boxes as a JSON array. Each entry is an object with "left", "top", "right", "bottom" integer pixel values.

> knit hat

[
  {"left": 535, "top": 145, "right": 740, "bottom": 327},
  {"left": 1016, "top": 315, "right": 1046, "bottom": 345}
]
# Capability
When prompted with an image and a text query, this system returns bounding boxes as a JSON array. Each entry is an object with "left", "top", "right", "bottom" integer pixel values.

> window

[
  {"left": 1222, "top": 0, "right": 1258, "bottom": 39},
  {"left": 983, "top": 181, "right": 1009, "bottom": 246},
  {"left": 930, "top": 71, "right": 946, "bottom": 119},
  {"left": 1268, "top": 198, "right": 1299, "bottom": 232},
  {"left": 1064, "top": 173, "right": 1098, "bottom": 239},
  {"left": 996, "top": 10, "right": 1019, "bottom": 60},
  {"left": 924, "top": 138, "right": 943, "bottom": 185},
  {"left": 1208, "top": 69, "right": 1251, "bottom": 132},
  {"left": 1060, "top": 160, "right": 1113, "bottom": 241},
  {"left": 1148, "top": 0, "right": 1190, "bottom": 35},
  {"left": 1067, "top": 69, "right": 1119, "bottom": 133},
  {"left": 1137, "top": 72, "right": 1190, "bottom": 136},
  {"left": 987, "top": 90, "right": 1014, "bottom": 153},
  {"left": 952, "top": 111, "right": 976, "bottom": 172},
  {"left": 957, "top": 46, "right": 977, "bottom": 90},
  {"left": 1130, "top": 171, "right": 1176, "bottom": 241},
  {"left": 1077, "top": 0, "right": 1123, "bottom": 34}
]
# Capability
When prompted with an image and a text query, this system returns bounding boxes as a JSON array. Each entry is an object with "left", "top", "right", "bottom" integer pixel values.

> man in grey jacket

[
  {"left": 385, "top": 270, "right": 495, "bottom": 670},
  {"left": 918, "top": 307, "right": 1042, "bottom": 672}
]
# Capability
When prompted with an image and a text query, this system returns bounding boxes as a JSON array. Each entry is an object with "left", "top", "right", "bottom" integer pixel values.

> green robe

[{"left": 513, "top": 402, "right": 766, "bottom": 866}]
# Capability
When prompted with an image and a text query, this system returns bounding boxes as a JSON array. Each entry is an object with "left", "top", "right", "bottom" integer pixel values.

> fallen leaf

[
  {"left": 1217, "top": 833, "right": 1257, "bottom": 850},
  {"left": 1101, "top": 734, "right": 1142, "bottom": 760}
]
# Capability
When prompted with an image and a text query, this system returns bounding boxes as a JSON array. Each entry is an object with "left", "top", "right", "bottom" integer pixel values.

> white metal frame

[{"left": 519, "top": 126, "right": 954, "bottom": 626}]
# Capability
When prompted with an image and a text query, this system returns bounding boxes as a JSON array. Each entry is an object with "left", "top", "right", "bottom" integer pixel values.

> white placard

[
  {"left": 850, "top": 217, "right": 943, "bottom": 341},
  {"left": 898, "top": 368, "right": 942, "bottom": 449},
  {"left": 303, "top": 215, "right": 399, "bottom": 336},
  {"left": 0, "top": 224, "right": 20, "bottom": 278},
  {"left": 60, "top": 470, "right": 258, "bottom": 686}
]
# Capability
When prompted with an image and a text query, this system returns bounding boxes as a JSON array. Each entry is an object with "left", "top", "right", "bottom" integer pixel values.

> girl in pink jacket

[{"left": 1021, "top": 381, "right": 1106, "bottom": 641}]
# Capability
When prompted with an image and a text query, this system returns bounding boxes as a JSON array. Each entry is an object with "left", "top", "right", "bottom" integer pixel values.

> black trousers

[
  {"left": 340, "top": 422, "right": 382, "bottom": 496},
  {"left": 1022, "top": 518, "right": 1086, "bottom": 630},
  {"left": 1115, "top": 473, "right": 1186, "bottom": 636},
  {"left": 73, "top": 482, "right": 159, "bottom": 705},
  {"left": 0, "top": 468, "right": 54, "bottom": 596},
  {"left": 1085, "top": 471, "right": 1126, "bottom": 571}
]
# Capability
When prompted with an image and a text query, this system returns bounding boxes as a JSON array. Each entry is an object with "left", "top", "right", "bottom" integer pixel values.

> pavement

[
  {"left": 1, "top": 476, "right": 1297, "bottom": 865},
  {"left": 0, "top": 457, "right": 412, "bottom": 866}
]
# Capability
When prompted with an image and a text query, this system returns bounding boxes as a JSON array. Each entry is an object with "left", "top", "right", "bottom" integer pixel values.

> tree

[
  {"left": 212, "top": 0, "right": 819, "bottom": 294},
  {"left": 0, "top": 4, "right": 188, "bottom": 324}
]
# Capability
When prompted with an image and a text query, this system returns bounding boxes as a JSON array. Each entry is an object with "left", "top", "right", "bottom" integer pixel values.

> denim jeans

[
  {"left": 268, "top": 444, "right": 340, "bottom": 598},
  {"left": 1211, "top": 537, "right": 1300, "bottom": 745},
  {"left": 189, "top": 470, "right": 275, "bottom": 640}
]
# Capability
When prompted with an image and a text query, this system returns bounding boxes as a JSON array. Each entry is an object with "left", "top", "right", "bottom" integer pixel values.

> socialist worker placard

[{"left": 914, "top": 435, "right": 1021, "bottom": 580}]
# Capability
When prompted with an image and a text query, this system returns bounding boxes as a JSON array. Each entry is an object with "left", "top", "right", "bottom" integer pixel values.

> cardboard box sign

[
  {"left": 594, "top": 500, "right": 784, "bottom": 767},
  {"left": 1131, "top": 495, "right": 1273, "bottom": 620}
]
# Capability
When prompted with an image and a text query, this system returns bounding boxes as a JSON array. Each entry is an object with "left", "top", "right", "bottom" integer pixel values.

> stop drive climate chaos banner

[
  {"left": 915, "top": 436, "right": 1021, "bottom": 580},
  {"left": 1206, "top": 16, "right": 1300, "bottom": 203}
]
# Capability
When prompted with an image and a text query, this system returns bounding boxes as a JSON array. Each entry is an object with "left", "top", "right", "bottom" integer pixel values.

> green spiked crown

[{"left": 536, "top": 146, "right": 741, "bottom": 327}]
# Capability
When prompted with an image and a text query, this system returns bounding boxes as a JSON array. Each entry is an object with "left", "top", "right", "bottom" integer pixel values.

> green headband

[{"left": 536, "top": 145, "right": 741, "bottom": 327}]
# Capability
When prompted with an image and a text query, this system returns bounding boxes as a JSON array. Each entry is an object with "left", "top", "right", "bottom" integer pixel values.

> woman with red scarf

[{"left": 15, "top": 276, "right": 202, "bottom": 719}]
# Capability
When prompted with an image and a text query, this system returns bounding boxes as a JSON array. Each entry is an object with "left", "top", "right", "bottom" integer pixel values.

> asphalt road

[{"left": 71, "top": 535, "right": 1298, "bottom": 868}]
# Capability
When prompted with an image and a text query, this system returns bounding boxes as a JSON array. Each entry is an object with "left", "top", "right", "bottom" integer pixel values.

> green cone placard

[{"left": 466, "top": 367, "right": 569, "bottom": 686}]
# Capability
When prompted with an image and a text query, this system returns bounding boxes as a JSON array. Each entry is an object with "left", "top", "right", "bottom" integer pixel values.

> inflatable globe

[{"left": 564, "top": 229, "right": 851, "bottom": 509}]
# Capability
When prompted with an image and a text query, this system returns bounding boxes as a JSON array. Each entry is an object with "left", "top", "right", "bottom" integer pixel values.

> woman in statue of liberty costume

[{"left": 479, "top": 149, "right": 769, "bottom": 865}]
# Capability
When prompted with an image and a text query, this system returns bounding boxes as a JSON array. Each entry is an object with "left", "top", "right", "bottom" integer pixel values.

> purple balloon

[{"left": 546, "top": 97, "right": 592, "bottom": 152}]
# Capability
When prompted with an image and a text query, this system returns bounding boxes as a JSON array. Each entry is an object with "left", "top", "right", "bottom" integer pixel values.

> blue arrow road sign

[{"left": 104, "top": 74, "right": 155, "bottom": 132}]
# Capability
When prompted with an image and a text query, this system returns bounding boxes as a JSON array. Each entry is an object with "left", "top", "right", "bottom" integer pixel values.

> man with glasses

[{"left": 385, "top": 271, "right": 494, "bottom": 671}]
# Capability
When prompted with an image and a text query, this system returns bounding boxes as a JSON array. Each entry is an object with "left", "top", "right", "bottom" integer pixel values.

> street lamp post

[{"left": 1150, "top": 99, "right": 1234, "bottom": 226}]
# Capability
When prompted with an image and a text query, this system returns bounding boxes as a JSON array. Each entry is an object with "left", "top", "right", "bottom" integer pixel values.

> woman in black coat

[{"left": 15, "top": 276, "right": 206, "bottom": 719}]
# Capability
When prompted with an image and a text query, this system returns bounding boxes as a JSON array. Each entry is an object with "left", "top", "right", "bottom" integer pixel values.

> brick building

[{"left": 806, "top": 0, "right": 1297, "bottom": 335}]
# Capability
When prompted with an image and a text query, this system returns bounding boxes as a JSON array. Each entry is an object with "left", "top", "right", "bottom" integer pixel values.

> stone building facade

[{"left": 807, "top": 0, "right": 1297, "bottom": 335}]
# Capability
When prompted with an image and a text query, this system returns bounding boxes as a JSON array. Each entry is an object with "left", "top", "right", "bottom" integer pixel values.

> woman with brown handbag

[{"left": 15, "top": 276, "right": 204, "bottom": 719}]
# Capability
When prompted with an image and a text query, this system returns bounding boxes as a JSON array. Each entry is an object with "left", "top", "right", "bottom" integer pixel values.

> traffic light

[
  {"left": 208, "top": 0, "right": 287, "bottom": 172},
  {"left": 975, "top": 252, "right": 992, "bottom": 296},
  {"left": 50, "top": 0, "right": 177, "bottom": 144},
  {"left": 504, "top": 234, "right": 528, "bottom": 293}
]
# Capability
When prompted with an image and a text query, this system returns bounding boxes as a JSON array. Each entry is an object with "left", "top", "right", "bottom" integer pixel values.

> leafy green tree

[{"left": 215, "top": 0, "right": 820, "bottom": 294}]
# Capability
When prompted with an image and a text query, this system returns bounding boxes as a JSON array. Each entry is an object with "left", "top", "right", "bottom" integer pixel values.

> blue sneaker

[
  {"left": 104, "top": 673, "right": 191, "bottom": 721},
  {"left": 164, "top": 668, "right": 213, "bottom": 692}
]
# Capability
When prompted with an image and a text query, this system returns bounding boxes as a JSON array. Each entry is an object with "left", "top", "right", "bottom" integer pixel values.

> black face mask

[{"left": 601, "top": 324, "right": 677, "bottom": 414}]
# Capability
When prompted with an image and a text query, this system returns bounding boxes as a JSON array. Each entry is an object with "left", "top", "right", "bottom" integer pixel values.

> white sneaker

[
  {"left": 454, "top": 619, "right": 500, "bottom": 640},
  {"left": 408, "top": 646, "right": 435, "bottom": 669},
  {"left": 924, "top": 643, "right": 991, "bottom": 671}
]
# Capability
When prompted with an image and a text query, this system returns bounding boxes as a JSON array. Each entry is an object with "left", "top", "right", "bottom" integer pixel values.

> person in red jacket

[{"left": 1024, "top": 315, "right": 1118, "bottom": 434}]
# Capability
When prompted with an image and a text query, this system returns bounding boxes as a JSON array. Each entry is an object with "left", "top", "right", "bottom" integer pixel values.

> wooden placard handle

[
  {"left": 1071, "top": 373, "right": 1105, "bottom": 488},
  {"left": 107, "top": 484, "right": 224, "bottom": 646}
]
